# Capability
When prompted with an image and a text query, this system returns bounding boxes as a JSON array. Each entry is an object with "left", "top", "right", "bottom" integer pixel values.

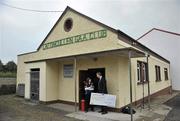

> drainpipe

[
  {"left": 74, "top": 57, "right": 77, "bottom": 112},
  {"left": 128, "top": 50, "right": 133, "bottom": 121},
  {"left": 142, "top": 71, "right": 145, "bottom": 109},
  {"left": 168, "top": 63, "right": 172, "bottom": 94}
]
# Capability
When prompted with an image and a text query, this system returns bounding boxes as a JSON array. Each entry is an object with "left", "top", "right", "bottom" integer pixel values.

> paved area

[
  {"left": 164, "top": 93, "right": 180, "bottom": 121},
  {"left": 0, "top": 95, "right": 80, "bottom": 121},
  {"left": 135, "top": 92, "right": 179, "bottom": 121},
  {"left": 67, "top": 111, "right": 139, "bottom": 121},
  {"left": 0, "top": 92, "right": 178, "bottom": 121},
  {"left": 47, "top": 103, "right": 75, "bottom": 112},
  {"left": 135, "top": 105, "right": 170, "bottom": 121},
  {"left": 65, "top": 92, "right": 179, "bottom": 121}
]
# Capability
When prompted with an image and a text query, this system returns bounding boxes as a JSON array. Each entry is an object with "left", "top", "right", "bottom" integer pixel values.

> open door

[
  {"left": 88, "top": 68, "right": 105, "bottom": 93},
  {"left": 78, "top": 68, "right": 105, "bottom": 110}
]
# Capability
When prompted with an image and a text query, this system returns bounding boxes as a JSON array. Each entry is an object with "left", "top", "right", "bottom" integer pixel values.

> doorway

[
  {"left": 79, "top": 68, "right": 105, "bottom": 109},
  {"left": 30, "top": 68, "right": 40, "bottom": 101}
]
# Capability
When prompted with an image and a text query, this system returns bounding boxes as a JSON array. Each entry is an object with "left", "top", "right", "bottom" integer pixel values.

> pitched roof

[
  {"left": 21, "top": 6, "right": 170, "bottom": 63},
  {"left": 137, "top": 28, "right": 180, "bottom": 41}
]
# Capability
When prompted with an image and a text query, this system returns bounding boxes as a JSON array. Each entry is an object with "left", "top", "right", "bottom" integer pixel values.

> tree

[
  {"left": 0, "top": 60, "right": 4, "bottom": 72},
  {"left": 5, "top": 61, "right": 17, "bottom": 72}
]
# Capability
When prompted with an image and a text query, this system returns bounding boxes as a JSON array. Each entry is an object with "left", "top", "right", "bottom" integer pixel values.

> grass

[{"left": 0, "top": 72, "right": 17, "bottom": 78}]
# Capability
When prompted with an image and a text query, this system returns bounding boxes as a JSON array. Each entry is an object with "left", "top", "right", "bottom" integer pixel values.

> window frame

[
  {"left": 137, "top": 61, "right": 148, "bottom": 85},
  {"left": 64, "top": 18, "right": 73, "bottom": 32},
  {"left": 137, "top": 62, "right": 141, "bottom": 83},
  {"left": 164, "top": 68, "right": 169, "bottom": 81},
  {"left": 155, "top": 65, "right": 161, "bottom": 82}
]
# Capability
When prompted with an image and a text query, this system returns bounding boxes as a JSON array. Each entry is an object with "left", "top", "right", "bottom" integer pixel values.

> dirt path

[{"left": 0, "top": 95, "right": 81, "bottom": 121}]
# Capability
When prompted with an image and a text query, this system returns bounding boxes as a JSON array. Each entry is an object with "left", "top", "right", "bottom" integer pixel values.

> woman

[{"left": 84, "top": 77, "right": 94, "bottom": 112}]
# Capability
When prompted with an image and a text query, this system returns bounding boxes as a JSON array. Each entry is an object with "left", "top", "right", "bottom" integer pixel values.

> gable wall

[
  {"left": 19, "top": 10, "right": 132, "bottom": 63},
  {"left": 139, "top": 30, "right": 180, "bottom": 90}
]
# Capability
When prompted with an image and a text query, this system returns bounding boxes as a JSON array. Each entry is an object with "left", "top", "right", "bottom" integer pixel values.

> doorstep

[{"left": 66, "top": 111, "right": 140, "bottom": 121}]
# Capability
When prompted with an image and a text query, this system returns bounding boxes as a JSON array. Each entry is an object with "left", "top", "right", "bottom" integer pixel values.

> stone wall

[{"left": 0, "top": 78, "right": 16, "bottom": 95}]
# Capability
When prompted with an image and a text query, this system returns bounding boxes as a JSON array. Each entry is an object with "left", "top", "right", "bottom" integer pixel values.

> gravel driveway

[{"left": 0, "top": 95, "right": 81, "bottom": 121}]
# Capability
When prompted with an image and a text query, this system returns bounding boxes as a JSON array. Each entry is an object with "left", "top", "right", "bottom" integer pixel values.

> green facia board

[{"left": 43, "top": 29, "right": 107, "bottom": 50}]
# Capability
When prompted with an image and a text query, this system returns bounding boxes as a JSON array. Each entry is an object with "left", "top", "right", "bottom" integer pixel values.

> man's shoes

[{"left": 101, "top": 111, "right": 108, "bottom": 115}]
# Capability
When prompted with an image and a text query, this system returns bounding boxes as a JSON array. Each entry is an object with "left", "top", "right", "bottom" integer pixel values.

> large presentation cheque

[{"left": 90, "top": 93, "right": 116, "bottom": 107}]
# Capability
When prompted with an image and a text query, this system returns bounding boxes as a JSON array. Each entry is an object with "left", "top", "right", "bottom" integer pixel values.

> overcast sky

[{"left": 0, "top": 0, "right": 179, "bottom": 63}]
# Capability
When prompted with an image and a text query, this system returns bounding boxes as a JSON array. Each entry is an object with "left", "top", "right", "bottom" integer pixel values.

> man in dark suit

[{"left": 96, "top": 72, "right": 108, "bottom": 114}]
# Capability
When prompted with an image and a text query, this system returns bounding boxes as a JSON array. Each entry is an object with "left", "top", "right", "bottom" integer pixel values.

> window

[
  {"left": 137, "top": 61, "right": 148, "bottom": 84},
  {"left": 164, "top": 68, "right": 169, "bottom": 80},
  {"left": 137, "top": 63, "right": 141, "bottom": 82},
  {"left": 64, "top": 18, "right": 73, "bottom": 32},
  {"left": 155, "top": 65, "right": 161, "bottom": 81}
]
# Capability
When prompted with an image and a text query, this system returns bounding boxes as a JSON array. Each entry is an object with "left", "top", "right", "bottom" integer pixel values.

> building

[
  {"left": 16, "top": 7, "right": 171, "bottom": 111},
  {"left": 137, "top": 28, "right": 180, "bottom": 91}
]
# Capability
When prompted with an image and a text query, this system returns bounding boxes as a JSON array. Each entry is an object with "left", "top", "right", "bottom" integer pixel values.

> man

[{"left": 96, "top": 72, "right": 108, "bottom": 114}]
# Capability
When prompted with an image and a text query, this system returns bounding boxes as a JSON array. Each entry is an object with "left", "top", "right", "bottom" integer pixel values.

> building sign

[
  {"left": 90, "top": 93, "right": 116, "bottom": 107},
  {"left": 43, "top": 29, "right": 107, "bottom": 50},
  {"left": 63, "top": 64, "right": 73, "bottom": 78}
]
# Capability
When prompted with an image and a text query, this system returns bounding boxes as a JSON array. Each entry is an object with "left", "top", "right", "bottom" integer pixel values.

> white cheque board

[{"left": 90, "top": 93, "right": 116, "bottom": 107}]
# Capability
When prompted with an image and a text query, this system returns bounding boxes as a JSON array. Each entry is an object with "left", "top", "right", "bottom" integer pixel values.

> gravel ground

[{"left": 0, "top": 95, "right": 81, "bottom": 121}]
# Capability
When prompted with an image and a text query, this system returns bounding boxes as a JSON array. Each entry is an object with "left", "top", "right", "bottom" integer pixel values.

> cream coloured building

[{"left": 16, "top": 6, "right": 171, "bottom": 111}]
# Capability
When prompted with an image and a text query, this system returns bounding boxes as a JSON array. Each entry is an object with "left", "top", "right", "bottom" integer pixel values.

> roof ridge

[
  {"left": 153, "top": 28, "right": 180, "bottom": 36},
  {"left": 137, "top": 28, "right": 180, "bottom": 41},
  {"left": 33, "top": 6, "right": 169, "bottom": 63}
]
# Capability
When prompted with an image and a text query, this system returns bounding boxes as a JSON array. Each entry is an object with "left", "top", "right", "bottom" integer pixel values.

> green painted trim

[{"left": 43, "top": 29, "right": 107, "bottom": 50}]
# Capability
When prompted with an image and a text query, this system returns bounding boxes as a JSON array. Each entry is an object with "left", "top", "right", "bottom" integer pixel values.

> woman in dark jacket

[{"left": 84, "top": 77, "right": 94, "bottom": 112}]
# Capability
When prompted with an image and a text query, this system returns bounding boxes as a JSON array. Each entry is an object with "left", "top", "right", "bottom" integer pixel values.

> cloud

[
  {"left": 0, "top": 0, "right": 179, "bottom": 63},
  {"left": 0, "top": 0, "right": 65, "bottom": 62}
]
